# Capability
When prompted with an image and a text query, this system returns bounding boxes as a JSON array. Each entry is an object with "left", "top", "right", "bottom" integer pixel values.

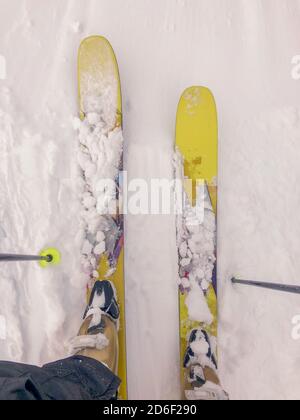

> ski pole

[
  {"left": 0, "top": 248, "right": 61, "bottom": 268},
  {"left": 0, "top": 254, "right": 52, "bottom": 262},
  {"left": 232, "top": 278, "right": 300, "bottom": 295}
]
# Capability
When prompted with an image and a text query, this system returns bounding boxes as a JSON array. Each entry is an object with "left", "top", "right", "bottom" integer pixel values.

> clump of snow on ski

[
  {"left": 174, "top": 153, "right": 216, "bottom": 294},
  {"left": 174, "top": 147, "right": 227, "bottom": 400},
  {"left": 74, "top": 99, "right": 123, "bottom": 288},
  {"left": 174, "top": 150, "right": 216, "bottom": 324},
  {"left": 81, "top": 85, "right": 119, "bottom": 131}
]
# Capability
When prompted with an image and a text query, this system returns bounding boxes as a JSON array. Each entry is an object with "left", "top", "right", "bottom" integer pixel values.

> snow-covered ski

[
  {"left": 76, "top": 36, "right": 127, "bottom": 400},
  {"left": 175, "top": 87, "right": 228, "bottom": 400}
]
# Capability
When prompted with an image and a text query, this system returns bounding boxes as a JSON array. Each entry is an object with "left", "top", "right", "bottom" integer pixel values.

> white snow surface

[{"left": 0, "top": 0, "right": 299, "bottom": 400}]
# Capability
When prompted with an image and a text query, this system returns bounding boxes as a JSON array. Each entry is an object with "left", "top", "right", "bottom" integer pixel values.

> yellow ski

[
  {"left": 175, "top": 87, "right": 219, "bottom": 399},
  {"left": 78, "top": 36, "right": 127, "bottom": 400}
]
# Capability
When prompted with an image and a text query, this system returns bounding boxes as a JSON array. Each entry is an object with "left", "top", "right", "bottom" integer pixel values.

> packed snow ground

[{"left": 0, "top": 0, "right": 300, "bottom": 400}]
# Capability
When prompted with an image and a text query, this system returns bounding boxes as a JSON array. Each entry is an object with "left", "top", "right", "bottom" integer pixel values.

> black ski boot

[
  {"left": 183, "top": 329, "right": 218, "bottom": 370},
  {"left": 83, "top": 280, "right": 120, "bottom": 334}
]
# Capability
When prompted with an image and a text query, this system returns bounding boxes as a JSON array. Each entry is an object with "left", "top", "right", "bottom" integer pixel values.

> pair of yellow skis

[{"left": 78, "top": 36, "right": 218, "bottom": 400}]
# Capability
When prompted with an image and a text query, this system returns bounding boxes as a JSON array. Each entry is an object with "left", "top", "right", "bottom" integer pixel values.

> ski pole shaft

[
  {"left": 0, "top": 254, "right": 53, "bottom": 263},
  {"left": 232, "top": 278, "right": 300, "bottom": 295}
]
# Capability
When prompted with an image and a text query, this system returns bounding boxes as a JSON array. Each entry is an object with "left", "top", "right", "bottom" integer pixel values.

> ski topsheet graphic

[
  {"left": 78, "top": 36, "right": 127, "bottom": 400},
  {"left": 175, "top": 87, "right": 227, "bottom": 400}
]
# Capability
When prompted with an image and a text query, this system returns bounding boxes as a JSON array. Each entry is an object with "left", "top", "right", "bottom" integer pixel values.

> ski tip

[
  {"left": 79, "top": 35, "right": 113, "bottom": 51},
  {"left": 78, "top": 34, "right": 122, "bottom": 124},
  {"left": 178, "top": 86, "right": 216, "bottom": 108},
  {"left": 181, "top": 85, "right": 213, "bottom": 95},
  {"left": 39, "top": 248, "right": 61, "bottom": 268}
]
